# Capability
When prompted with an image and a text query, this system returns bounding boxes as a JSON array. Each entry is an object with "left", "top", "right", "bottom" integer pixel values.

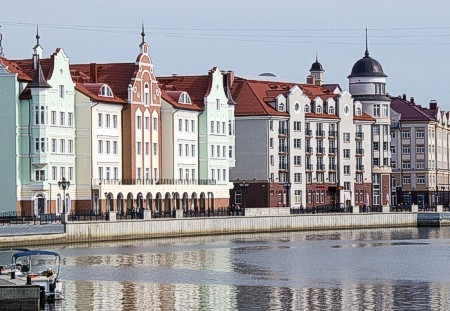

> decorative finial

[
  {"left": 315, "top": 52, "right": 318, "bottom": 62},
  {"left": 36, "top": 23, "right": 40, "bottom": 46},
  {"left": 141, "top": 21, "right": 145, "bottom": 44},
  {"left": 365, "top": 26, "right": 369, "bottom": 57}
]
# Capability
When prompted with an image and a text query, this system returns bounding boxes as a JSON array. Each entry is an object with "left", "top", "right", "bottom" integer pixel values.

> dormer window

[
  {"left": 356, "top": 107, "right": 362, "bottom": 116},
  {"left": 304, "top": 105, "right": 310, "bottom": 113},
  {"left": 278, "top": 103, "right": 285, "bottom": 112},
  {"left": 99, "top": 85, "right": 113, "bottom": 97},
  {"left": 328, "top": 106, "right": 334, "bottom": 115},
  {"left": 179, "top": 92, "right": 192, "bottom": 104},
  {"left": 316, "top": 106, "right": 322, "bottom": 114}
]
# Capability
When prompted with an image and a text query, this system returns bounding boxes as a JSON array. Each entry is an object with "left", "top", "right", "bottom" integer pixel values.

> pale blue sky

[{"left": 2, "top": 1, "right": 449, "bottom": 108}]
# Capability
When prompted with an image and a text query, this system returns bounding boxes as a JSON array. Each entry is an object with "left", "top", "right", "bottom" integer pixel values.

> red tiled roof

[
  {"left": 0, "top": 57, "right": 33, "bottom": 82},
  {"left": 390, "top": 96, "right": 435, "bottom": 122},
  {"left": 75, "top": 83, "right": 125, "bottom": 104},
  {"left": 161, "top": 90, "right": 202, "bottom": 111},
  {"left": 71, "top": 63, "right": 136, "bottom": 101},
  {"left": 158, "top": 75, "right": 211, "bottom": 107},
  {"left": 354, "top": 112, "right": 375, "bottom": 122}
]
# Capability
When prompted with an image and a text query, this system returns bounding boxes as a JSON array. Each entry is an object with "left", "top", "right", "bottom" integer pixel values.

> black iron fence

[{"left": 0, "top": 213, "right": 61, "bottom": 225}]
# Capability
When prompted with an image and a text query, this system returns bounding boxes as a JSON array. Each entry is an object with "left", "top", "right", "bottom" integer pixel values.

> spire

[
  {"left": 0, "top": 25, "right": 4, "bottom": 58},
  {"left": 315, "top": 52, "right": 318, "bottom": 63},
  {"left": 365, "top": 26, "right": 369, "bottom": 57},
  {"left": 33, "top": 23, "right": 43, "bottom": 69},
  {"left": 36, "top": 24, "right": 40, "bottom": 46},
  {"left": 141, "top": 21, "right": 145, "bottom": 45},
  {"left": 29, "top": 57, "right": 51, "bottom": 89}
]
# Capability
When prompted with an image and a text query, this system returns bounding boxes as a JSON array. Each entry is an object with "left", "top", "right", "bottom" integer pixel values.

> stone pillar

[
  {"left": 143, "top": 210, "right": 152, "bottom": 220},
  {"left": 353, "top": 206, "right": 360, "bottom": 214},
  {"left": 108, "top": 212, "right": 116, "bottom": 221},
  {"left": 175, "top": 209, "right": 184, "bottom": 218},
  {"left": 411, "top": 204, "right": 418, "bottom": 213},
  {"left": 382, "top": 205, "right": 390, "bottom": 213},
  {"left": 61, "top": 213, "right": 69, "bottom": 224},
  {"left": 437, "top": 204, "right": 443, "bottom": 213}
]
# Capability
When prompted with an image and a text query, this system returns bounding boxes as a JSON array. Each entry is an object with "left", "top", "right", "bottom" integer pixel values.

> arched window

[
  {"left": 99, "top": 85, "right": 113, "bottom": 97},
  {"left": 57, "top": 194, "right": 62, "bottom": 214},
  {"left": 316, "top": 106, "right": 322, "bottom": 114},
  {"left": 329, "top": 106, "right": 335, "bottom": 114},
  {"left": 356, "top": 107, "right": 362, "bottom": 116},
  {"left": 278, "top": 103, "right": 284, "bottom": 111},
  {"left": 65, "top": 193, "right": 70, "bottom": 213},
  {"left": 178, "top": 92, "right": 191, "bottom": 104},
  {"left": 144, "top": 83, "right": 149, "bottom": 106}
]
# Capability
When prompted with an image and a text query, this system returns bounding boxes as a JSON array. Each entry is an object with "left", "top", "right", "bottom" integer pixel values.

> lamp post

[
  {"left": 283, "top": 181, "right": 292, "bottom": 208},
  {"left": 58, "top": 177, "right": 70, "bottom": 222},
  {"left": 239, "top": 180, "right": 249, "bottom": 208}
]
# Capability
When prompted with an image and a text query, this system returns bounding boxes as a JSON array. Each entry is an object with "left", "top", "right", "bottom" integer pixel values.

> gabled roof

[
  {"left": 161, "top": 90, "right": 202, "bottom": 111},
  {"left": 0, "top": 57, "right": 33, "bottom": 81},
  {"left": 70, "top": 63, "right": 136, "bottom": 102},
  {"left": 75, "top": 82, "right": 125, "bottom": 104},
  {"left": 390, "top": 96, "right": 435, "bottom": 122},
  {"left": 158, "top": 75, "right": 211, "bottom": 107}
]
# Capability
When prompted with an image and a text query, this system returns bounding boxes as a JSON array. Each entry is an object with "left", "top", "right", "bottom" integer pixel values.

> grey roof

[
  {"left": 310, "top": 60, "right": 324, "bottom": 72},
  {"left": 348, "top": 50, "right": 387, "bottom": 78}
]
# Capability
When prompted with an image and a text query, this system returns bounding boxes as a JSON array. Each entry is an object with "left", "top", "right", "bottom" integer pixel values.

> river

[{"left": 43, "top": 226, "right": 450, "bottom": 310}]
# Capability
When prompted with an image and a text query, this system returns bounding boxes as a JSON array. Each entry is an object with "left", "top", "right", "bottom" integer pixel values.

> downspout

[
  {"left": 90, "top": 101, "right": 100, "bottom": 211},
  {"left": 28, "top": 99, "right": 32, "bottom": 182},
  {"left": 171, "top": 108, "right": 179, "bottom": 179}
]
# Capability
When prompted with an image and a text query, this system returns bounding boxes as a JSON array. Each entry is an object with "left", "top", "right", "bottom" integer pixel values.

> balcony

[
  {"left": 328, "top": 130, "right": 337, "bottom": 138},
  {"left": 305, "top": 129, "right": 313, "bottom": 137},
  {"left": 355, "top": 132, "right": 364, "bottom": 140},
  {"left": 316, "top": 130, "right": 325, "bottom": 137},
  {"left": 278, "top": 146, "right": 288, "bottom": 153},
  {"left": 278, "top": 128, "right": 288, "bottom": 136},
  {"left": 355, "top": 148, "right": 364, "bottom": 156},
  {"left": 306, "top": 164, "right": 313, "bottom": 171},
  {"left": 279, "top": 163, "right": 288, "bottom": 170},
  {"left": 316, "top": 164, "right": 325, "bottom": 171},
  {"left": 316, "top": 147, "right": 325, "bottom": 154},
  {"left": 306, "top": 147, "right": 313, "bottom": 154},
  {"left": 328, "top": 147, "right": 337, "bottom": 154},
  {"left": 329, "top": 164, "right": 337, "bottom": 171},
  {"left": 356, "top": 165, "right": 365, "bottom": 171}
]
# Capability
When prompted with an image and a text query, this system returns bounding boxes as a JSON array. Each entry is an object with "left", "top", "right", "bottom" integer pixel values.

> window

[
  {"left": 98, "top": 167, "right": 103, "bottom": 180},
  {"left": 59, "top": 85, "right": 64, "bottom": 98},
  {"left": 416, "top": 146, "right": 425, "bottom": 154},
  {"left": 216, "top": 145, "right": 220, "bottom": 157},
  {"left": 60, "top": 112, "right": 65, "bottom": 126},
  {"left": 144, "top": 84, "right": 149, "bottom": 106},
  {"left": 229, "top": 146, "right": 233, "bottom": 158},
  {"left": 60, "top": 139, "right": 65, "bottom": 153},
  {"left": 145, "top": 117, "right": 150, "bottom": 130},
  {"left": 106, "top": 167, "right": 110, "bottom": 180},
  {"left": 402, "top": 131, "right": 410, "bottom": 138},
  {"left": 106, "top": 141, "right": 110, "bottom": 154},
  {"left": 98, "top": 140, "right": 103, "bottom": 154},
  {"left": 52, "top": 167, "right": 57, "bottom": 180},
  {"left": 113, "top": 115, "right": 118, "bottom": 129},
  {"left": 402, "top": 162, "right": 411, "bottom": 169},
  {"left": 69, "top": 167, "right": 73, "bottom": 180},
  {"left": 216, "top": 99, "right": 220, "bottom": 110},
  {"left": 391, "top": 160, "right": 396, "bottom": 169},
  {"left": 136, "top": 141, "right": 141, "bottom": 155},
  {"left": 153, "top": 143, "right": 157, "bottom": 156},
  {"left": 294, "top": 173, "right": 302, "bottom": 183},
  {"left": 294, "top": 121, "right": 301, "bottom": 131},
  {"left": 294, "top": 190, "right": 302, "bottom": 204},
  {"left": 114, "top": 168, "right": 118, "bottom": 180},
  {"left": 35, "top": 170, "right": 45, "bottom": 181},
  {"left": 153, "top": 117, "right": 158, "bottom": 131},
  {"left": 136, "top": 116, "right": 141, "bottom": 130},
  {"left": 270, "top": 138, "right": 274, "bottom": 148},
  {"left": 223, "top": 146, "right": 226, "bottom": 158},
  {"left": 98, "top": 113, "right": 103, "bottom": 127},
  {"left": 186, "top": 144, "right": 190, "bottom": 157},
  {"left": 304, "top": 105, "right": 310, "bottom": 113},
  {"left": 270, "top": 155, "right": 274, "bottom": 166},
  {"left": 382, "top": 104, "right": 388, "bottom": 117},
  {"left": 222, "top": 122, "right": 226, "bottom": 135},
  {"left": 51, "top": 111, "right": 56, "bottom": 125},
  {"left": 216, "top": 121, "right": 220, "bottom": 134},
  {"left": 373, "top": 142, "right": 379, "bottom": 151},
  {"left": 383, "top": 142, "right": 388, "bottom": 151},
  {"left": 105, "top": 114, "right": 110, "bottom": 128},
  {"left": 179, "top": 144, "right": 183, "bottom": 157},
  {"left": 192, "top": 169, "right": 196, "bottom": 180},
  {"left": 185, "top": 119, "right": 189, "bottom": 132},
  {"left": 416, "top": 131, "right": 424, "bottom": 138},
  {"left": 402, "top": 146, "right": 411, "bottom": 154},
  {"left": 373, "top": 158, "right": 379, "bottom": 166},
  {"left": 60, "top": 167, "right": 65, "bottom": 180},
  {"left": 417, "top": 161, "right": 424, "bottom": 169},
  {"left": 403, "top": 176, "right": 411, "bottom": 184},
  {"left": 192, "top": 145, "right": 196, "bottom": 157},
  {"left": 329, "top": 106, "right": 335, "bottom": 115},
  {"left": 344, "top": 182, "right": 350, "bottom": 191},
  {"left": 343, "top": 133, "right": 350, "bottom": 142},
  {"left": 52, "top": 139, "right": 57, "bottom": 153},
  {"left": 294, "top": 156, "right": 301, "bottom": 166},
  {"left": 343, "top": 149, "right": 350, "bottom": 159},
  {"left": 68, "top": 140, "right": 74, "bottom": 154},
  {"left": 294, "top": 139, "right": 301, "bottom": 149},
  {"left": 269, "top": 120, "right": 273, "bottom": 131},
  {"left": 417, "top": 176, "right": 425, "bottom": 184},
  {"left": 373, "top": 104, "right": 380, "bottom": 117},
  {"left": 68, "top": 112, "right": 73, "bottom": 127},
  {"left": 211, "top": 121, "right": 214, "bottom": 133},
  {"left": 179, "top": 119, "right": 183, "bottom": 131},
  {"left": 99, "top": 85, "right": 113, "bottom": 97},
  {"left": 113, "top": 141, "right": 118, "bottom": 154},
  {"left": 355, "top": 107, "right": 361, "bottom": 116},
  {"left": 192, "top": 120, "right": 195, "bottom": 133},
  {"left": 145, "top": 142, "right": 150, "bottom": 156},
  {"left": 344, "top": 165, "right": 350, "bottom": 175}
]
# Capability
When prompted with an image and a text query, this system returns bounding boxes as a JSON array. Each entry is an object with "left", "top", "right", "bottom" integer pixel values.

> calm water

[{"left": 43, "top": 227, "right": 450, "bottom": 310}]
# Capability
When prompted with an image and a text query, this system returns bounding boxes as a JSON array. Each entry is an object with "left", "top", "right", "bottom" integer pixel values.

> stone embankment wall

[{"left": 65, "top": 213, "right": 417, "bottom": 243}]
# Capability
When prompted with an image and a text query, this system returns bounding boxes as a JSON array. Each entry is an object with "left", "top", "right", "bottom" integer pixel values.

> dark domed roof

[
  {"left": 310, "top": 60, "right": 324, "bottom": 72},
  {"left": 349, "top": 50, "right": 387, "bottom": 78}
]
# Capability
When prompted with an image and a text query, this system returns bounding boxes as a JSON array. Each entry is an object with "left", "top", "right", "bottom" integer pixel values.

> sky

[{"left": 1, "top": 1, "right": 450, "bottom": 109}]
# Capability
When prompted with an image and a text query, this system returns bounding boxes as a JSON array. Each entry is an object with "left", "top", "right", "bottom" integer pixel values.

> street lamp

[
  {"left": 283, "top": 181, "right": 292, "bottom": 208},
  {"left": 239, "top": 180, "right": 249, "bottom": 208},
  {"left": 58, "top": 177, "right": 70, "bottom": 214}
]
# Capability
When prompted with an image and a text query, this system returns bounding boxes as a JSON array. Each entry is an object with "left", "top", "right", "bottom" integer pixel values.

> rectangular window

[
  {"left": 98, "top": 140, "right": 103, "bottom": 154},
  {"left": 294, "top": 156, "right": 301, "bottom": 166},
  {"left": 60, "top": 167, "right": 65, "bottom": 180},
  {"left": 106, "top": 114, "right": 110, "bottom": 128},
  {"left": 343, "top": 133, "right": 350, "bottom": 142},
  {"left": 69, "top": 167, "right": 73, "bottom": 180},
  {"left": 229, "top": 146, "right": 233, "bottom": 158},
  {"left": 343, "top": 149, "right": 350, "bottom": 159},
  {"left": 211, "top": 121, "right": 214, "bottom": 133},
  {"left": 294, "top": 139, "right": 301, "bottom": 149},
  {"left": 416, "top": 131, "right": 424, "bottom": 138},
  {"left": 373, "top": 142, "right": 379, "bottom": 151},
  {"left": 217, "top": 145, "right": 220, "bottom": 157},
  {"left": 417, "top": 161, "right": 424, "bottom": 169},
  {"left": 373, "top": 104, "right": 380, "bottom": 117},
  {"left": 211, "top": 145, "right": 214, "bottom": 157},
  {"left": 269, "top": 120, "right": 273, "bottom": 131},
  {"left": 222, "top": 122, "right": 226, "bottom": 134},
  {"left": 68, "top": 140, "right": 73, "bottom": 154},
  {"left": 402, "top": 146, "right": 411, "bottom": 154},
  {"left": 417, "top": 176, "right": 425, "bottom": 184},
  {"left": 185, "top": 119, "right": 189, "bottom": 132},
  {"left": 52, "top": 139, "right": 57, "bottom": 153},
  {"left": 98, "top": 113, "right": 102, "bottom": 127},
  {"left": 35, "top": 170, "right": 45, "bottom": 181},
  {"left": 98, "top": 167, "right": 103, "bottom": 180},
  {"left": 294, "top": 173, "right": 302, "bottom": 183},
  {"left": 402, "top": 131, "right": 410, "bottom": 138},
  {"left": 113, "top": 141, "right": 118, "bottom": 154},
  {"left": 416, "top": 146, "right": 425, "bottom": 154},
  {"left": 145, "top": 142, "right": 150, "bottom": 156},
  {"left": 113, "top": 115, "right": 118, "bottom": 129},
  {"left": 192, "top": 145, "right": 196, "bottom": 157},
  {"left": 391, "top": 145, "right": 396, "bottom": 154},
  {"left": 60, "top": 139, "right": 65, "bottom": 153},
  {"left": 114, "top": 168, "right": 118, "bottom": 180},
  {"left": 106, "top": 167, "right": 110, "bottom": 180},
  {"left": 106, "top": 141, "right": 111, "bottom": 154},
  {"left": 216, "top": 121, "right": 220, "bottom": 134},
  {"left": 223, "top": 146, "right": 226, "bottom": 159},
  {"left": 179, "top": 119, "right": 183, "bottom": 132},
  {"left": 216, "top": 99, "right": 220, "bottom": 110},
  {"left": 294, "top": 121, "right": 301, "bottom": 131},
  {"left": 185, "top": 144, "right": 189, "bottom": 157},
  {"left": 136, "top": 116, "right": 141, "bottom": 130},
  {"left": 191, "top": 120, "right": 195, "bottom": 133},
  {"left": 60, "top": 112, "right": 65, "bottom": 126},
  {"left": 153, "top": 143, "right": 157, "bottom": 156},
  {"left": 59, "top": 85, "right": 64, "bottom": 98},
  {"left": 145, "top": 117, "right": 150, "bottom": 130},
  {"left": 153, "top": 117, "right": 158, "bottom": 131},
  {"left": 192, "top": 169, "right": 196, "bottom": 180},
  {"left": 51, "top": 111, "right": 56, "bottom": 125},
  {"left": 179, "top": 144, "right": 183, "bottom": 157},
  {"left": 402, "top": 162, "right": 411, "bottom": 169},
  {"left": 344, "top": 165, "right": 350, "bottom": 175},
  {"left": 52, "top": 166, "right": 57, "bottom": 180}
]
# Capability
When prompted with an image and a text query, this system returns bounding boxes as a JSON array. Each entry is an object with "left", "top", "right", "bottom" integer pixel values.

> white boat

[{"left": 11, "top": 250, "right": 63, "bottom": 301}]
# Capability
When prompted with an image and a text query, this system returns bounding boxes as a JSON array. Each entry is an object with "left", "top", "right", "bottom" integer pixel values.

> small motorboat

[{"left": 11, "top": 250, "right": 63, "bottom": 302}]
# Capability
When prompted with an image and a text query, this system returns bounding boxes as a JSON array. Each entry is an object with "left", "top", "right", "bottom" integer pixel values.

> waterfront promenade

[{"left": 0, "top": 209, "right": 421, "bottom": 248}]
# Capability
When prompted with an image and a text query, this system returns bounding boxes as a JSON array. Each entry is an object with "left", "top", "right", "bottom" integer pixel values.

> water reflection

[{"left": 44, "top": 227, "right": 450, "bottom": 310}]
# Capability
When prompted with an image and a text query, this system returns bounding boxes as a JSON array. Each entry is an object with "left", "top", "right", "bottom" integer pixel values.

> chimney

[
  {"left": 402, "top": 94, "right": 406, "bottom": 100},
  {"left": 227, "top": 71, "right": 234, "bottom": 88},
  {"left": 429, "top": 100, "right": 437, "bottom": 110},
  {"left": 90, "top": 63, "right": 98, "bottom": 83},
  {"left": 306, "top": 75, "right": 315, "bottom": 85},
  {"left": 410, "top": 97, "right": 414, "bottom": 104}
]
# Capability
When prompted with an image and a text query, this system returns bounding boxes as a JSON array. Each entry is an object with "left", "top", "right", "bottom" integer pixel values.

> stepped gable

[{"left": 158, "top": 75, "right": 211, "bottom": 107}]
